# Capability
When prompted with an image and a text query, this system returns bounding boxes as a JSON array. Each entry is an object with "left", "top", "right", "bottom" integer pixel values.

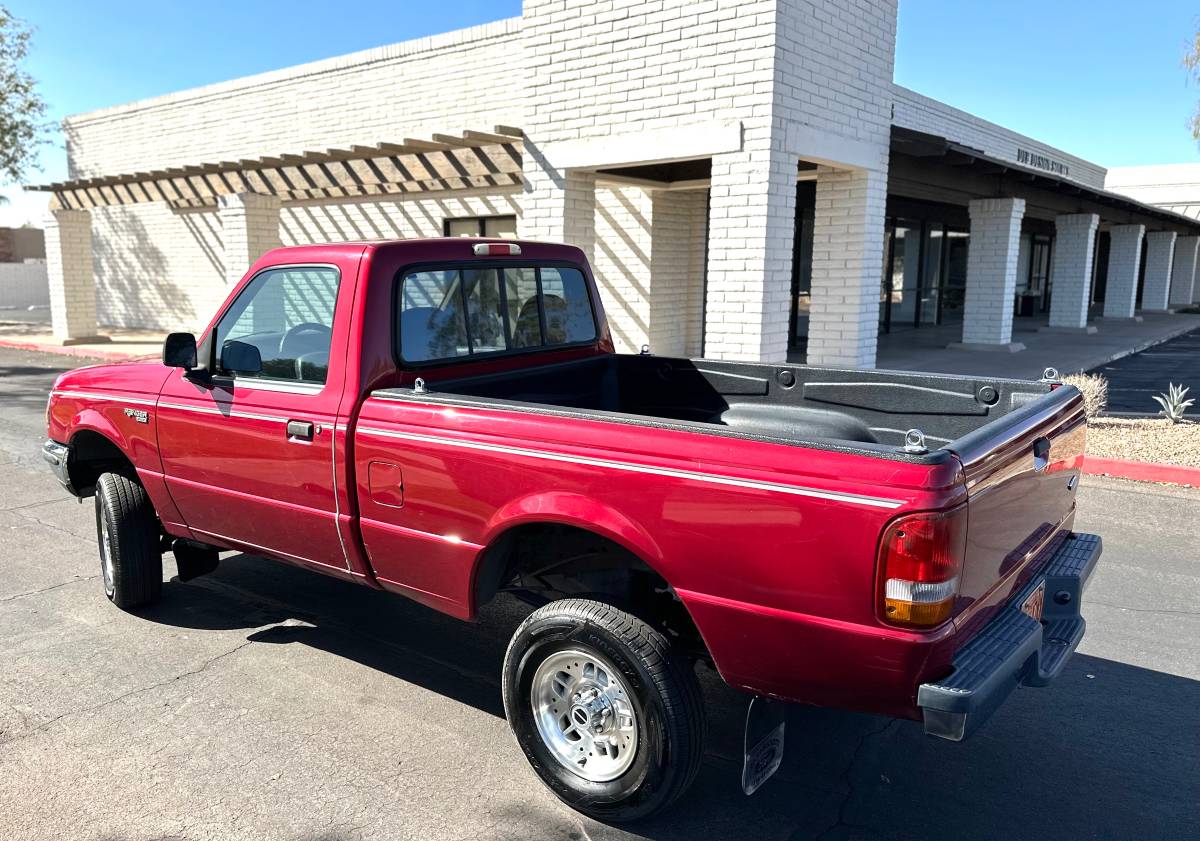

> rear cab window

[{"left": 398, "top": 264, "right": 597, "bottom": 364}]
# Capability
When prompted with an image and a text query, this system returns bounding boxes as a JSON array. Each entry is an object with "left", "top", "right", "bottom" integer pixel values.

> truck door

[{"left": 156, "top": 261, "right": 355, "bottom": 576}]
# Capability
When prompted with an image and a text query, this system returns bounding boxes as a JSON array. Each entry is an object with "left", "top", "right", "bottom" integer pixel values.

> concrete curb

[
  {"left": 0, "top": 336, "right": 144, "bottom": 362},
  {"left": 1082, "top": 456, "right": 1200, "bottom": 487}
]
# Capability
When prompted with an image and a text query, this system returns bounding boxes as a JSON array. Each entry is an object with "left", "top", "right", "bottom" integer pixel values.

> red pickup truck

[{"left": 43, "top": 238, "right": 1100, "bottom": 821}]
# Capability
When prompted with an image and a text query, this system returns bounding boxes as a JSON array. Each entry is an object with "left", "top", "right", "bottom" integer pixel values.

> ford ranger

[{"left": 43, "top": 238, "right": 1101, "bottom": 821}]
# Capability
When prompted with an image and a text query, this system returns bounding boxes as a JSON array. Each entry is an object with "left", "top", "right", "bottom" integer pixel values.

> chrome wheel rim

[
  {"left": 100, "top": 514, "right": 115, "bottom": 597},
  {"left": 530, "top": 648, "right": 638, "bottom": 782}
]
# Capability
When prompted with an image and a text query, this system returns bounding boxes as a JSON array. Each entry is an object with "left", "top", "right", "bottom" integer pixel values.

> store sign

[{"left": 1016, "top": 148, "right": 1070, "bottom": 177}]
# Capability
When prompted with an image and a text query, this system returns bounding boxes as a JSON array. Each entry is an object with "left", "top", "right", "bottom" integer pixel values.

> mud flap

[{"left": 741, "top": 696, "right": 785, "bottom": 795}]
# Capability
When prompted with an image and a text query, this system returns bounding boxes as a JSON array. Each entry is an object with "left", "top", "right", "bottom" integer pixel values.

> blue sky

[{"left": 3, "top": 0, "right": 1199, "bottom": 223}]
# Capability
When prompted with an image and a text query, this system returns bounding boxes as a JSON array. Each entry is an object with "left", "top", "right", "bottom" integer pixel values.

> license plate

[{"left": 1021, "top": 582, "right": 1046, "bottom": 622}]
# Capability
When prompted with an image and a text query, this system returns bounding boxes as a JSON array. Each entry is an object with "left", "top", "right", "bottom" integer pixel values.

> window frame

[
  {"left": 442, "top": 215, "right": 518, "bottom": 238},
  {"left": 208, "top": 262, "right": 342, "bottom": 392},
  {"left": 392, "top": 259, "right": 600, "bottom": 370}
]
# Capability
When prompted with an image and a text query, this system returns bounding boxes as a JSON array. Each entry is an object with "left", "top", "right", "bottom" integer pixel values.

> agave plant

[{"left": 1151, "top": 383, "right": 1195, "bottom": 423}]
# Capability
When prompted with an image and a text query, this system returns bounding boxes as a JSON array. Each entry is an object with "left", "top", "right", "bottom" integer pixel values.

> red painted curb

[
  {"left": 1082, "top": 456, "right": 1200, "bottom": 487},
  {"left": 0, "top": 337, "right": 146, "bottom": 362}
]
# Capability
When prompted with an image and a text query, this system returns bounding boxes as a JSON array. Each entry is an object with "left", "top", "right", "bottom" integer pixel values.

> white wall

[
  {"left": 0, "top": 262, "right": 49, "bottom": 310},
  {"left": 892, "top": 86, "right": 1107, "bottom": 189},
  {"left": 1106, "top": 164, "right": 1200, "bottom": 219},
  {"left": 90, "top": 187, "right": 522, "bottom": 331}
]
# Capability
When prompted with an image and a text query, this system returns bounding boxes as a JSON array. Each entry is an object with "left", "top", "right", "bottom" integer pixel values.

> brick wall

[
  {"left": 649, "top": 188, "right": 706, "bottom": 356},
  {"left": 592, "top": 183, "right": 706, "bottom": 356},
  {"left": 90, "top": 187, "right": 522, "bottom": 330},
  {"left": 892, "top": 86, "right": 1107, "bottom": 190},
  {"left": 961, "top": 198, "right": 1024, "bottom": 345},
  {"left": 593, "top": 184, "right": 652, "bottom": 353},
  {"left": 1048, "top": 213, "right": 1099, "bottom": 329},
  {"left": 45, "top": 210, "right": 97, "bottom": 340},
  {"left": 92, "top": 204, "right": 225, "bottom": 330}
]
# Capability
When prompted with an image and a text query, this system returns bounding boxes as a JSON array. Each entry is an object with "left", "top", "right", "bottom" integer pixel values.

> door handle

[{"left": 286, "top": 420, "right": 314, "bottom": 441}]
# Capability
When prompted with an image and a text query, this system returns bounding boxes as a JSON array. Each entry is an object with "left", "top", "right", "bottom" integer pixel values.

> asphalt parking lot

[
  {"left": 1091, "top": 326, "right": 1200, "bottom": 416},
  {"left": 0, "top": 347, "right": 1197, "bottom": 841}
]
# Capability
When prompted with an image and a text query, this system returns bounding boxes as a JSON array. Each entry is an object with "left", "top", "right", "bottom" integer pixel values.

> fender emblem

[{"left": 123, "top": 407, "right": 150, "bottom": 424}]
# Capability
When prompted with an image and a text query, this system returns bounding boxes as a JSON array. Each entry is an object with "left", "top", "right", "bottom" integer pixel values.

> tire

[
  {"left": 94, "top": 472, "right": 162, "bottom": 609},
  {"left": 502, "top": 598, "right": 705, "bottom": 822}
]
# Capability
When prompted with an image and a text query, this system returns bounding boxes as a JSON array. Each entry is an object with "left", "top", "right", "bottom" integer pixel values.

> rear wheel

[
  {"left": 94, "top": 472, "right": 162, "bottom": 609},
  {"left": 502, "top": 598, "right": 705, "bottom": 822}
]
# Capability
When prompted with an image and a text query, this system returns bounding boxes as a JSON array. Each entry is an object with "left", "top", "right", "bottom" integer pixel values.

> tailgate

[{"left": 946, "top": 384, "right": 1087, "bottom": 634}]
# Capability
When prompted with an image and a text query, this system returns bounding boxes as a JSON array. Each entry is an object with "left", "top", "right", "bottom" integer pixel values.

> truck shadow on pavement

[{"left": 139, "top": 552, "right": 1198, "bottom": 841}]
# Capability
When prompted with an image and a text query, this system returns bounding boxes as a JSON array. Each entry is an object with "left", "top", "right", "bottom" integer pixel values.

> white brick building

[{"left": 33, "top": 1, "right": 1200, "bottom": 362}]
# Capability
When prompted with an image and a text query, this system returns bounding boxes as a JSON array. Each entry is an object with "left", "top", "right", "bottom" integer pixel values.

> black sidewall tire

[
  {"left": 95, "top": 472, "right": 162, "bottom": 609},
  {"left": 503, "top": 600, "right": 702, "bottom": 822}
]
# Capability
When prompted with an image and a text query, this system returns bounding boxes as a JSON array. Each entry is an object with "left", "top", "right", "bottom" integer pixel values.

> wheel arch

[
  {"left": 472, "top": 491, "right": 666, "bottom": 606},
  {"left": 470, "top": 493, "right": 708, "bottom": 660},
  {"left": 68, "top": 425, "right": 138, "bottom": 495}
]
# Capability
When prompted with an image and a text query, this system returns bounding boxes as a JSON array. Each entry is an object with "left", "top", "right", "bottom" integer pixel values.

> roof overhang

[
  {"left": 27, "top": 126, "right": 524, "bottom": 211},
  {"left": 891, "top": 126, "right": 1200, "bottom": 232}
]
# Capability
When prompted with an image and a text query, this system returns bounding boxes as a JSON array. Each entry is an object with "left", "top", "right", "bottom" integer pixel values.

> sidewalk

[
  {"left": 875, "top": 311, "right": 1200, "bottom": 379},
  {"left": 0, "top": 321, "right": 166, "bottom": 362}
]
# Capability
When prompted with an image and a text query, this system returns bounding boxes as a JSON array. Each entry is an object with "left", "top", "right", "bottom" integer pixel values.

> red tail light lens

[{"left": 878, "top": 505, "right": 968, "bottom": 627}]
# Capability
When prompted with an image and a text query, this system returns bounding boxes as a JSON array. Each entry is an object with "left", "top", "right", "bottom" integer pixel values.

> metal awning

[
  {"left": 27, "top": 126, "right": 524, "bottom": 211},
  {"left": 891, "top": 126, "right": 1200, "bottom": 232}
]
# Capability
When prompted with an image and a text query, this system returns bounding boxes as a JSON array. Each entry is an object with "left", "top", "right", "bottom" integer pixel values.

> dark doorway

[{"left": 787, "top": 181, "right": 816, "bottom": 357}]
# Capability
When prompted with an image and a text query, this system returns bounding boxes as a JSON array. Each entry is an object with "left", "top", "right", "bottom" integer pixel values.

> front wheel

[
  {"left": 94, "top": 472, "right": 162, "bottom": 609},
  {"left": 502, "top": 598, "right": 705, "bottom": 822}
]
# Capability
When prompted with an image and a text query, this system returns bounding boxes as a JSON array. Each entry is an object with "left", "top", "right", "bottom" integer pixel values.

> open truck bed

[{"left": 384, "top": 353, "right": 1066, "bottom": 453}]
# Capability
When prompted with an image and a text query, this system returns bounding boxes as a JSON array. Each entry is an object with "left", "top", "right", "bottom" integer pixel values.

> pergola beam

[{"left": 26, "top": 130, "right": 524, "bottom": 210}]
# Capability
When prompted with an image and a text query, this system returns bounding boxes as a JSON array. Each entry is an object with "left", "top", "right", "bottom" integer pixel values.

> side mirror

[
  {"left": 220, "top": 340, "right": 263, "bottom": 376},
  {"left": 163, "top": 332, "right": 197, "bottom": 369}
]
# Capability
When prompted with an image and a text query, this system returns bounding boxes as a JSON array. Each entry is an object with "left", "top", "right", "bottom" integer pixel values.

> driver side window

[{"left": 214, "top": 266, "right": 340, "bottom": 384}]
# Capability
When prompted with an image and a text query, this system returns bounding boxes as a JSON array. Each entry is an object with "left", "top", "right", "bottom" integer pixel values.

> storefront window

[{"left": 880, "top": 219, "right": 969, "bottom": 333}]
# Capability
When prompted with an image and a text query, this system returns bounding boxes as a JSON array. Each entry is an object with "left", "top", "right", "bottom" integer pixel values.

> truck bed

[
  {"left": 383, "top": 354, "right": 1060, "bottom": 456},
  {"left": 368, "top": 353, "right": 1086, "bottom": 657}
]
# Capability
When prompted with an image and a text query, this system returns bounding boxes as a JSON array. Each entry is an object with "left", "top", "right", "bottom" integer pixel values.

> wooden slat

[
  {"left": 492, "top": 125, "right": 524, "bottom": 138},
  {"left": 462, "top": 130, "right": 520, "bottom": 145}
]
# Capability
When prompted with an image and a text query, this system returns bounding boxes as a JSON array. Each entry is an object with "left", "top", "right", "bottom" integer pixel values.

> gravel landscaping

[{"left": 1086, "top": 417, "right": 1200, "bottom": 468}]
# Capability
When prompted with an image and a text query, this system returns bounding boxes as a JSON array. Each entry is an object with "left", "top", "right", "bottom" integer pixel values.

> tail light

[{"left": 878, "top": 505, "right": 968, "bottom": 628}]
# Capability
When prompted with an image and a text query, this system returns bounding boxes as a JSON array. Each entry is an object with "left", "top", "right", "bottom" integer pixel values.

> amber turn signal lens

[{"left": 883, "top": 595, "right": 955, "bottom": 626}]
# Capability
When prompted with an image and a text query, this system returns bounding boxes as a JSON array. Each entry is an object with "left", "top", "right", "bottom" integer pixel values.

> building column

[
  {"left": 44, "top": 208, "right": 105, "bottom": 344},
  {"left": 806, "top": 165, "right": 890, "bottom": 368},
  {"left": 1168, "top": 236, "right": 1200, "bottom": 307},
  {"left": 1141, "top": 231, "right": 1176, "bottom": 311},
  {"left": 519, "top": 155, "right": 597, "bottom": 266},
  {"left": 219, "top": 192, "right": 281, "bottom": 286},
  {"left": 955, "top": 197, "right": 1025, "bottom": 351},
  {"left": 1102, "top": 225, "right": 1145, "bottom": 319},
  {"left": 702, "top": 147, "right": 798, "bottom": 363},
  {"left": 1046, "top": 213, "right": 1100, "bottom": 332}
]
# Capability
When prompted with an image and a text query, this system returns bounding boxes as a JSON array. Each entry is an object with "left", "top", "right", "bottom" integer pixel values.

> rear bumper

[
  {"left": 917, "top": 532, "right": 1102, "bottom": 741},
  {"left": 42, "top": 439, "right": 76, "bottom": 494}
]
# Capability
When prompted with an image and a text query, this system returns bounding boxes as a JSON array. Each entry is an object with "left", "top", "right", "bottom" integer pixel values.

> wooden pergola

[{"left": 28, "top": 126, "right": 524, "bottom": 211}]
